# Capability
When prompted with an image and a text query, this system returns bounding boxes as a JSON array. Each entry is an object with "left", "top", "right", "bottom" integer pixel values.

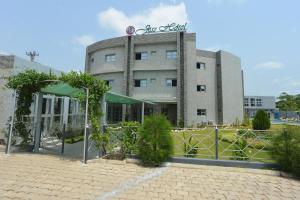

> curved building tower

[{"left": 85, "top": 32, "right": 244, "bottom": 126}]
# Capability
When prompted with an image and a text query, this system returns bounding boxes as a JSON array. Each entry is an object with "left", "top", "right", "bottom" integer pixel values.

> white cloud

[
  {"left": 98, "top": 2, "right": 189, "bottom": 35},
  {"left": 73, "top": 35, "right": 96, "bottom": 47},
  {"left": 255, "top": 61, "right": 284, "bottom": 70},
  {"left": 207, "top": 0, "right": 247, "bottom": 5}
]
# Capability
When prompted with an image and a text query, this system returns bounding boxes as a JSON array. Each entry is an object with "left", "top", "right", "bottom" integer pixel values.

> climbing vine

[
  {"left": 6, "top": 70, "right": 57, "bottom": 144},
  {"left": 6, "top": 70, "right": 109, "bottom": 148}
]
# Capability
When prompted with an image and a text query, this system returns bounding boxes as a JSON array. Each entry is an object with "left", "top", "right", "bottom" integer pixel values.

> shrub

[
  {"left": 238, "top": 129, "right": 255, "bottom": 139},
  {"left": 232, "top": 138, "right": 249, "bottom": 160},
  {"left": 242, "top": 114, "right": 251, "bottom": 127},
  {"left": 178, "top": 118, "right": 184, "bottom": 128},
  {"left": 272, "top": 126, "right": 300, "bottom": 177},
  {"left": 120, "top": 121, "right": 140, "bottom": 156},
  {"left": 252, "top": 110, "right": 271, "bottom": 130},
  {"left": 137, "top": 115, "right": 173, "bottom": 166},
  {"left": 182, "top": 132, "right": 198, "bottom": 157}
]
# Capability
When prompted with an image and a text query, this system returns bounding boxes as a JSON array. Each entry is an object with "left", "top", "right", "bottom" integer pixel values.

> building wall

[
  {"left": 186, "top": 50, "right": 218, "bottom": 125},
  {"left": 218, "top": 51, "right": 244, "bottom": 124},
  {"left": 132, "top": 70, "right": 177, "bottom": 102},
  {"left": 0, "top": 55, "right": 61, "bottom": 140},
  {"left": 95, "top": 72, "right": 125, "bottom": 94},
  {"left": 86, "top": 32, "right": 244, "bottom": 126}
]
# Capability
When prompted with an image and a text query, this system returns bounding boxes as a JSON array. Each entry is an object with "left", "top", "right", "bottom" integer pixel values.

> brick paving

[{"left": 0, "top": 149, "right": 299, "bottom": 200}]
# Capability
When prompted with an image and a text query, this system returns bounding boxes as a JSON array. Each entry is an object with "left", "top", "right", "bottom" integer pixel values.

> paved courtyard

[{"left": 0, "top": 148, "right": 299, "bottom": 200}]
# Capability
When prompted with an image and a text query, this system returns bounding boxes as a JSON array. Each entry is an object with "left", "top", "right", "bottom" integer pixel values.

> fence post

[
  {"left": 61, "top": 124, "right": 65, "bottom": 154},
  {"left": 215, "top": 126, "right": 219, "bottom": 160},
  {"left": 5, "top": 123, "right": 12, "bottom": 154}
]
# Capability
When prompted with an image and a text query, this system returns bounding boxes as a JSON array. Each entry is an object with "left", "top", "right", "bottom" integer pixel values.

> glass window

[
  {"left": 105, "top": 54, "right": 116, "bottom": 63},
  {"left": 196, "top": 62, "right": 205, "bottom": 69},
  {"left": 250, "top": 98, "right": 255, "bottom": 107},
  {"left": 166, "top": 79, "right": 177, "bottom": 87},
  {"left": 150, "top": 78, "right": 156, "bottom": 83},
  {"left": 256, "top": 98, "right": 262, "bottom": 107},
  {"left": 197, "top": 109, "right": 206, "bottom": 116},
  {"left": 151, "top": 51, "right": 156, "bottom": 56},
  {"left": 105, "top": 80, "right": 114, "bottom": 87},
  {"left": 166, "top": 50, "right": 177, "bottom": 60},
  {"left": 135, "top": 52, "right": 148, "bottom": 60},
  {"left": 197, "top": 85, "right": 206, "bottom": 92},
  {"left": 244, "top": 98, "right": 249, "bottom": 106},
  {"left": 134, "top": 79, "right": 147, "bottom": 87}
]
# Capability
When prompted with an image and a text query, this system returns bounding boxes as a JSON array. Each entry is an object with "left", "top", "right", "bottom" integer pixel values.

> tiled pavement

[{"left": 0, "top": 148, "right": 299, "bottom": 200}]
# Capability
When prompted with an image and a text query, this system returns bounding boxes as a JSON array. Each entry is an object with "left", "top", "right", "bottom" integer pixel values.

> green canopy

[
  {"left": 41, "top": 83, "right": 153, "bottom": 105},
  {"left": 41, "top": 83, "right": 83, "bottom": 98}
]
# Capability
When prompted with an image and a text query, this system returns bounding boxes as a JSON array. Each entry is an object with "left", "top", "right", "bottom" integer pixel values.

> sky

[{"left": 0, "top": 0, "right": 299, "bottom": 96}]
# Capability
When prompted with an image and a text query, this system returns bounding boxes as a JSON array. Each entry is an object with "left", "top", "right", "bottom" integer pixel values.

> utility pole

[{"left": 26, "top": 51, "right": 39, "bottom": 62}]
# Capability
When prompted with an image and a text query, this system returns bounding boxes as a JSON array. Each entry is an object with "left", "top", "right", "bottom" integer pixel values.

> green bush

[
  {"left": 137, "top": 115, "right": 173, "bottom": 166},
  {"left": 272, "top": 126, "right": 300, "bottom": 177},
  {"left": 252, "top": 110, "right": 271, "bottom": 130},
  {"left": 232, "top": 138, "right": 249, "bottom": 160}
]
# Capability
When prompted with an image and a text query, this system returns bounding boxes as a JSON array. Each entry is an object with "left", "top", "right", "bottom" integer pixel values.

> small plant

[
  {"left": 252, "top": 110, "right": 271, "bottom": 130},
  {"left": 272, "top": 126, "right": 300, "bottom": 177},
  {"left": 238, "top": 129, "right": 254, "bottom": 139},
  {"left": 232, "top": 138, "right": 249, "bottom": 160},
  {"left": 183, "top": 132, "right": 198, "bottom": 157},
  {"left": 120, "top": 121, "right": 140, "bottom": 156},
  {"left": 137, "top": 115, "right": 173, "bottom": 166},
  {"left": 232, "top": 117, "right": 241, "bottom": 127},
  {"left": 178, "top": 118, "right": 184, "bottom": 128},
  {"left": 242, "top": 114, "right": 251, "bottom": 127}
]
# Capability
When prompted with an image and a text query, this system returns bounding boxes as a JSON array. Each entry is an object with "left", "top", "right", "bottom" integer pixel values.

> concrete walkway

[{"left": 0, "top": 148, "right": 299, "bottom": 200}]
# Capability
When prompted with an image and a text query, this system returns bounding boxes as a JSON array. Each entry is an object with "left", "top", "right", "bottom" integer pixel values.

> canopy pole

[
  {"left": 141, "top": 102, "right": 145, "bottom": 124},
  {"left": 5, "top": 90, "right": 16, "bottom": 155},
  {"left": 101, "top": 94, "right": 107, "bottom": 131},
  {"left": 83, "top": 88, "right": 89, "bottom": 164}
]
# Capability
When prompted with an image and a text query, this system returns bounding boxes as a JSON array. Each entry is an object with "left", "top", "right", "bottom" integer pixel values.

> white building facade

[
  {"left": 85, "top": 32, "right": 244, "bottom": 126},
  {"left": 244, "top": 96, "right": 277, "bottom": 119}
]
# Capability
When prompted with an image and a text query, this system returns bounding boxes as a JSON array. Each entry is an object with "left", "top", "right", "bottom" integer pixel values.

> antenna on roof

[{"left": 26, "top": 51, "right": 39, "bottom": 62}]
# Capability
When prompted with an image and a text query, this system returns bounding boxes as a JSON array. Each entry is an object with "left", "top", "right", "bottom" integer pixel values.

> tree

[
  {"left": 137, "top": 115, "right": 173, "bottom": 166},
  {"left": 252, "top": 109, "right": 271, "bottom": 130}
]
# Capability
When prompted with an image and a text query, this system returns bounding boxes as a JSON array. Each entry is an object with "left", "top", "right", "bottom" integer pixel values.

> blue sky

[{"left": 0, "top": 0, "right": 299, "bottom": 96}]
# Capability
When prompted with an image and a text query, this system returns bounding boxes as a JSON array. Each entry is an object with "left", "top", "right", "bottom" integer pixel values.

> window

[
  {"left": 197, "top": 85, "right": 206, "bottom": 92},
  {"left": 196, "top": 62, "right": 205, "bottom": 69},
  {"left": 151, "top": 51, "right": 156, "bottom": 56},
  {"left": 166, "top": 50, "right": 177, "bottom": 60},
  {"left": 134, "top": 79, "right": 147, "bottom": 87},
  {"left": 150, "top": 78, "right": 156, "bottom": 83},
  {"left": 105, "top": 80, "right": 114, "bottom": 87},
  {"left": 244, "top": 98, "right": 249, "bottom": 106},
  {"left": 197, "top": 109, "right": 206, "bottom": 116},
  {"left": 256, "top": 98, "right": 262, "bottom": 107},
  {"left": 105, "top": 54, "right": 116, "bottom": 63},
  {"left": 135, "top": 52, "right": 148, "bottom": 60},
  {"left": 166, "top": 79, "right": 177, "bottom": 87},
  {"left": 250, "top": 98, "right": 255, "bottom": 107}
]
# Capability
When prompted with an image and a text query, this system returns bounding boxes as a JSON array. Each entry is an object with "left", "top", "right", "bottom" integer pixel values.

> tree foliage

[
  {"left": 137, "top": 115, "right": 173, "bottom": 166},
  {"left": 252, "top": 109, "right": 271, "bottom": 130},
  {"left": 6, "top": 70, "right": 57, "bottom": 144},
  {"left": 277, "top": 92, "right": 300, "bottom": 111}
]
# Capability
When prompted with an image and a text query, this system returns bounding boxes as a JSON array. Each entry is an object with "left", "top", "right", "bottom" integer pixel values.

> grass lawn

[{"left": 171, "top": 124, "right": 283, "bottom": 163}]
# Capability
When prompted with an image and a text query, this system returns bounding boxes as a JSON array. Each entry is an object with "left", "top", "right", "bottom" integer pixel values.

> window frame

[
  {"left": 197, "top": 109, "right": 207, "bottom": 116},
  {"left": 134, "top": 79, "right": 147, "bottom": 87},
  {"left": 135, "top": 52, "right": 148, "bottom": 60},
  {"left": 196, "top": 62, "right": 206, "bottom": 69},
  {"left": 197, "top": 85, "right": 206, "bottom": 92},
  {"left": 166, "top": 78, "right": 177, "bottom": 87},
  {"left": 166, "top": 50, "right": 177, "bottom": 60},
  {"left": 105, "top": 54, "right": 116, "bottom": 63}
]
